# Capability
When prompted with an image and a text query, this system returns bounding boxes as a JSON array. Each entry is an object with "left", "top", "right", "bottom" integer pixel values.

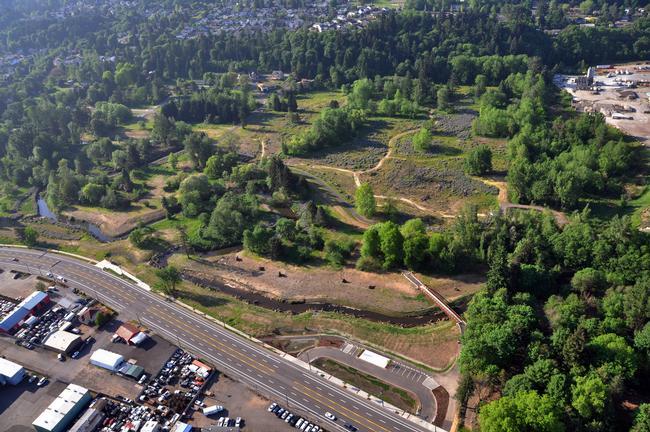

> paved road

[
  {"left": 298, "top": 347, "right": 438, "bottom": 422},
  {"left": 0, "top": 247, "right": 442, "bottom": 432}
]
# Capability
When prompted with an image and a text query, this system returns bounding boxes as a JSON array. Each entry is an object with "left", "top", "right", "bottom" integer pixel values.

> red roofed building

[{"left": 115, "top": 323, "right": 139, "bottom": 344}]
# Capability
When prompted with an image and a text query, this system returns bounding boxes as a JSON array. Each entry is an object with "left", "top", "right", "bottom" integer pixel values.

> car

[
  {"left": 300, "top": 422, "right": 309, "bottom": 431},
  {"left": 70, "top": 328, "right": 81, "bottom": 334},
  {"left": 276, "top": 408, "right": 285, "bottom": 417},
  {"left": 235, "top": 417, "right": 242, "bottom": 427},
  {"left": 37, "top": 377, "right": 48, "bottom": 387},
  {"left": 285, "top": 413, "right": 294, "bottom": 423},
  {"left": 46, "top": 272, "right": 53, "bottom": 278},
  {"left": 324, "top": 412, "right": 337, "bottom": 421},
  {"left": 56, "top": 276, "right": 66, "bottom": 283},
  {"left": 281, "top": 410, "right": 290, "bottom": 420},
  {"left": 296, "top": 419, "right": 305, "bottom": 428},
  {"left": 57, "top": 353, "right": 65, "bottom": 361},
  {"left": 268, "top": 402, "right": 278, "bottom": 412},
  {"left": 85, "top": 336, "right": 95, "bottom": 344},
  {"left": 71, "top": 351, "right": 80, "bottom": 359},
  {"left": 138, "top": 374, "right": 148, "bottom": 385},
  {"left": 344, "top": 424, "right": 358, "bottom": 432},
  {"left": 28, "top": 375, "right": 37, "bottom": 383},
  {"left": 11, "top": 257, "right": 19, "bottom": 261}
]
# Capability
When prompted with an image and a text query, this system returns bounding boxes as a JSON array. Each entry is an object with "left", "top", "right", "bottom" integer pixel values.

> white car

[
  {"left": 324, "top": 412, "right": 337, "bottom": 421},
  {"left": 267, "top": 402, "right": 277, "bottom": 412},
  {"left": 37, "top": 377, "right": 48, "bottom": 387},
  {"left": 71, "top": 351, "right": 80, "bottom": 359}
]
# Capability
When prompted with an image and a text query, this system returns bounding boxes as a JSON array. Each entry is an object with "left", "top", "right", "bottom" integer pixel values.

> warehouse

[
  {"left": 32, "top": 384, "right": 92, "bottom": 432},
  {"left": 44, "top": 330, "right": 82, "bottom": 354},
  {"left": 67, "top": 399, "right": 107, "bottom": 432},
  {"left": 0, "top": 357, "right": 25, "bottom": 385},
  {"left": 90, "top": 349, "right": 124, "bottom": 371},
  {"left": 0, "top": 291, "right": 50, "bottom": 333}
]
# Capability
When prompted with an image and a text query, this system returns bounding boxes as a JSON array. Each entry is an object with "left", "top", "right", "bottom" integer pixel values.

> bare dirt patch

[{"left": 183, "top": 252, "right": 432, "bottom": 316}]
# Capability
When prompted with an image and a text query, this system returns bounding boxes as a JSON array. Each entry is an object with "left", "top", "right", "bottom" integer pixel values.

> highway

[{"left": 0, "top": 247, "right": 439, "bottom": 432}]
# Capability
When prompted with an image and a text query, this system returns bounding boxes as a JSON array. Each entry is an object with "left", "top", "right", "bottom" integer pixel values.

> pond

[{"left": 36, "top": 196, "right": 114, "bottom": 243}]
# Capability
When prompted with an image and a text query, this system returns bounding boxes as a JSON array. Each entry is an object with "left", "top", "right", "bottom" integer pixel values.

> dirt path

[
  {"left": 294, "top": 129, "right": 461, "bottom": 218},
  {"left": 475, "top": 177, "right": 569, "bottom": 226}
]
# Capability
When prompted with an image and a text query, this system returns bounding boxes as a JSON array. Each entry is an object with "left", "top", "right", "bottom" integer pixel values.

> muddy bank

[{"left": 182, "top": 272, "right": 451, "bottom": 327}]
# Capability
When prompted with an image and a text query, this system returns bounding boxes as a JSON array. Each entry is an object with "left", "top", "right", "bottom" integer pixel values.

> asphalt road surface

[{"left": 0, "top": 247, "right": 439, "bottom": 432}]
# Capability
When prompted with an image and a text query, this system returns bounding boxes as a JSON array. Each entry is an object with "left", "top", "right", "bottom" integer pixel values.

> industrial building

[
  {"left": 0, "top": 291, "right": 50, "bottom": 333},
  {"left": 43, "top": 330, "right": 82, "bottom": 354},
  {"left": 90, "top": 349, "right": 124, "bottom": 371},
  {"left": 32, "top": 384, "right": 92, "bottom": 432},
  {"left": 67, "top": 399, "right": 107, "bottom": 432},
  {"left": 0, "top": 357, "right": 25, "bottom": 385}
]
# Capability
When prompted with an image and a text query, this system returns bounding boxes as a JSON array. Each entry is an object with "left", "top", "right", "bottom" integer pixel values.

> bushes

[
  {"left": 464, "top": 145, "right": 492, "bottom": 175},
  {"left": 283, "top": 108, "right": 365, "bottom": 155}
]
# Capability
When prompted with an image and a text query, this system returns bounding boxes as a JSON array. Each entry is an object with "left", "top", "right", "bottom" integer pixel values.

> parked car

[
  {"left": 37, "top": 377, "right": 48, "bottom": 387},
  {"left": 71, "top": 351, "right": 80, "bottom": 359}
]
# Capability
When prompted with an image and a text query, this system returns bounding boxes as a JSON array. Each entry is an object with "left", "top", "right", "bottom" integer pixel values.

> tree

[
  {"left": 474, "top": 74, "right": 488, "bottom": 98},
  {"left": 22, "top": 227, "right": 38, "bottom": 247},
  {"left": 437, "top": 87, "right": 450, "bottom": 111},
  {"left": 204, "top": 151, "right": 238, "bottom": 179},
  {"left": 360, "top": 225, "right": 381, "bottom": 259},
  {"left": 355, "top": 183, "right": 376, "bottom": 217},
  {"left": 571, "top": 373, "right": 607, "bottom": 419},
  {"left": 401, "top": 219, "right": 428, "bottom": 270},
  {"left": 378, "top": 222, "right": 403, "bottom": 269},
  {"left": 412, "top": 127, "right": 433, "bottom": 153},
  {"left": 571, "top": 268, "right": 606, "bottom": 297},
  {"left": 184, "top": 132, "right": 214, "bottom": 170},
  {"left": 465, "top": 145, "right": 492, "bottom": 175},
  {"left": 155, "top": 266, "right": 182, "bottom": 296},
  {"left": 632, "top": 404, "right": 650, "bottom": 432},
  {"left": 94, "top": 311, "right": 110, "bottom": 327},
  {"left": 478, "top": 391, "right": 565, "bottom": 432}
]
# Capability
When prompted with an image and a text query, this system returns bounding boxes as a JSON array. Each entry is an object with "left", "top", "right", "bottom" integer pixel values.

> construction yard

[{"left": 555, "top": 62, "right": 650, "bottom": 145}]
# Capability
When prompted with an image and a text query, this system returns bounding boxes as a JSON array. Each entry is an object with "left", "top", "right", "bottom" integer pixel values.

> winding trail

[
  {"left": 297, "top": 129, "right": 457, "bottom": 218},
  {"left": 475, "top": 177, "right": 569, "bottom": 226}
]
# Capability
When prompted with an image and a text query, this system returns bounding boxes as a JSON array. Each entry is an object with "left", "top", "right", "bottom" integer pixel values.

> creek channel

[
  {"left": 182, "top": 272, "right": 453, "bottom": 327},
  {"left": 36, "top": 196, "right": 114, "bottom": 243}
]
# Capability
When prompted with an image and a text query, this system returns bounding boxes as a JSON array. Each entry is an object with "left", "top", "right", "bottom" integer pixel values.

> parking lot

[
  {"left": 0, "top": 376, "right": 67, "bottom": 432},
  {"left": 190, "top": 374, "right": 294, "bottom": 431}
]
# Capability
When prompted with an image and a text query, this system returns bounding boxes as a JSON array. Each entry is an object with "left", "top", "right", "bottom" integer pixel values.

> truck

[{"left": 202, "top": 405, "right": 224, "bottom": 416}]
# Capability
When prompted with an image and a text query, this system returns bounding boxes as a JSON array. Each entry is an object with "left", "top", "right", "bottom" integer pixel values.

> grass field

[{"left": 313, "top": 358, "right": 419, "bottom": 413}]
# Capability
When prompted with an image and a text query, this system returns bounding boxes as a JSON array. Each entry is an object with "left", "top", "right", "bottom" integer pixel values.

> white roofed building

[
  {"left": 358, "top": 349, "right": 391, "bottom": 369},
  {"left": 0, "top": 357, "right": 25, "bottom": 385},
  {"left": 44, "top": 330, "right": 82, "bottom": 354},
  {"left": 90, "top": 349, "right": 124, "bottom": 371},
  {"left": 32, "top": 384, "right": 92, "bottom": 432}
]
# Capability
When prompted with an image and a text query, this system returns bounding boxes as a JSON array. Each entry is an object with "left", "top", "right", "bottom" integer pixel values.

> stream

[
  {"left": 182, "top": 273, "right": 449, "bottom": 327},
  {"left": 36, "top": 196, "right": 114, "bottom": 243}
]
